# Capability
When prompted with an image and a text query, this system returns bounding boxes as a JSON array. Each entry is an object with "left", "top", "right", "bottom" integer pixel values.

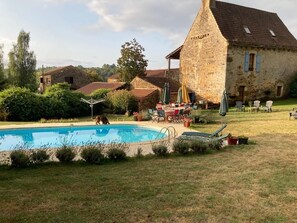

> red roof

[
  {"left": 76, "top": 82, "right": 126, "bottom": 95},
  {"left": 130, "top": 89, "right": 158, "bottom": 100}
]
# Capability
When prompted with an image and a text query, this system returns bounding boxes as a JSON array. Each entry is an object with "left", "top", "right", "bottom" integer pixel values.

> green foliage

[
  {"left": 81, "top": 144, "right": 104, "bottom": 164},
  {"left": 8, "top": 30, "right": 37, "bottom": 91},
  {"left": 31, "top": 150, "right": 49, "bottom": 163},
  {"left": 106, "top": 142, "right": 128, "bottom": 161},
  {"left": 56, "top": 146, "right": 76, "bottom": 162},
  {"left": 107, "top": 90, "right": 137, "bottom": 114},
  {"left": 290, "top": 72, "right": 297, "bottom": 98},
  {"left": 0, "top": 107, "right": 9, "bottom": 121},
  {"left": 117, "top": 38, "right": 148, "bottom": 83},
  {"left": 152, "top": 144, "right": 169, "bottom": 156},
  {"left": 10, "top": 150, "right": 31, "bottom": 168},
  {"left": 90, "top": 88, "right": 110, "bottom": 99},
  {"left": 0, "top": 45, "right": 7, "bottom": 90},
  {"left": 0, "top": 87, "right": 43, "bottom": 121},
  {"left": 44, "top": 83, "right": 89, "bottom": 118},
  {"left": 190, "top": 140, "right": 208, "bottom": 153},
  {"left": 208, "top": 140, "right": 223, "bottom": 150},
  {"left": 173, "top": 140, "right": 190, "bottom": 155}
]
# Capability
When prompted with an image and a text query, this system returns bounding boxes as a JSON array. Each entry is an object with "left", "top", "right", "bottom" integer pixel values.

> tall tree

[
  {"left": 117, "top": 38, "right": 148, "bottom": 83},
  {"left": 0, "top": 44, "right": 6, "bottom": 88},
  {"left": 8, "top": 30, "right": 37, "bottom": 91}
]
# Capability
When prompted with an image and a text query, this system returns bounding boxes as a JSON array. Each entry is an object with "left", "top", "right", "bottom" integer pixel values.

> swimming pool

[{"left": 0, "top": 124, "right": 166, "bottom": 151}]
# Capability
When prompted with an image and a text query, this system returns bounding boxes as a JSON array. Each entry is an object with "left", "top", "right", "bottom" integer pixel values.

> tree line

[{"left": 0, "top": 30, "right": 149, "bottom": 93}]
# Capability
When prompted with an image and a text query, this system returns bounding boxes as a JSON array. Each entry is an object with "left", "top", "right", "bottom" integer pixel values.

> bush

[
  {"left": 190, "top": 140, "right": 208, "bottom": 153},
  {"left": 10, "top": 150, "right": 31, "bottom": 168},
  {"left": 31, "top": 150, "right": 49, "bottom": 163},
  {"left": 56, "top": 146, "right": 76, "bottom": 162},
  {"left": 173, "top": 140, "right": 190, "bottom": 155},
  {"left": 152, "top": 144, "right": 168, "bottom": 156},
  {"left": 81, "top": 146, "right": 104, "bottom": 164},
  {"left": 106, "top": 90, "right": 137, "bottom": 114},
  {"left": 106, "top": 143, "right": 127, "bottom": 161},
  {"left": 208, "top": 140, "right": 223, "bottom": 150},
  {"left": 0, "top": 87, "right": 43, "bottom": 121}
]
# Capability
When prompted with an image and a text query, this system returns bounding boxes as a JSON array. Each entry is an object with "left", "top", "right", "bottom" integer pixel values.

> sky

[{"left": 1, "top": 0, "right": 297, "bottom": 69}]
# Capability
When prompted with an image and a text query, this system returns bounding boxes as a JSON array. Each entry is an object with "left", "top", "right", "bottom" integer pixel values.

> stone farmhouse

[
  {"left": 166, "top": 0, "right": 297, "bottom": 103},
  {"left": 39, "top": 65, "right": 91, "bottom": 93}
]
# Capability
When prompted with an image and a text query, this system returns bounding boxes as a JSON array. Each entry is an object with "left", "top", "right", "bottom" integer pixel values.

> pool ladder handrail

[{"left": 155, "top": 126, "right": 177, "bottom": 143}]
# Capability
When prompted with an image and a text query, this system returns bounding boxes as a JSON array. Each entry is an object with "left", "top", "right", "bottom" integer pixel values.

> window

[
  {"left": 269, "top": 29, "right": 276, "bottom": 37},
  {"left": 276, "top": 86, "right": 283, "bottom": 97},
  {"left": 244, "top": 52, "right": 261, "bottom": 73},
  {"left": 248, "top": 53, "right": 255, "bottom": 71},
  {"left": 65, "top": 77, "right": 74, "bottom": 84},
  {"left": 244, "top": 26, "right": 251, "bottom": 34},
  {"left": 40, "top": 77, "right": 44, "bottom": 83}
]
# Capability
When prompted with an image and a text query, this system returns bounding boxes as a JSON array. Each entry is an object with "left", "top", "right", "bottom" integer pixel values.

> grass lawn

[{"left": 1, "top": 99, "right": 297, "bottom": 222}]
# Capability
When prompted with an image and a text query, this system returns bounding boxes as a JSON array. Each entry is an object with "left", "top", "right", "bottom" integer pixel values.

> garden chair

[
  {"left": 248, "top": 100, "right": 260, "bottom": 112},
  {"left": 179, "top": 124, "right": 227, "bottom": 138},
  {"left": 235, "top": 101, "right": 245, "bottom": 112},
  {"left": 289, "top": 108, "right": 297, "bottom": 119},
  {"left": 263, "top": 100, "right": 273, "bottom": 112},
  {"left": 152, "top": 110, "right": 165, "bottom": 123}
]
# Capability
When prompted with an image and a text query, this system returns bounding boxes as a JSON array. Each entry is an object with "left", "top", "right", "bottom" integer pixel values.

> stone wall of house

[
  {"left": 165, "top": 69, "right": 180, "bottom": 83},
  {"left": 180, "top": 5, "right": 228, "bottom": 103},
  {"left": 226, "top": 46, "right": 297, "bottom": 102},
  {"left": 51, "top": 72, "right": 91, "bottom": 90}
]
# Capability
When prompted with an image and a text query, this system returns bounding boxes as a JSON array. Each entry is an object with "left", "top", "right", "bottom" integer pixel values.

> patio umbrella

[
  {"left": 219, "top": 90, "right": 229, "bottom": 117},
  {"left": 177, "top": 87, "right": 182, "bottom": 104},
  {"left": 182, "top": 83, "right": 190, "bottom": 103},
  {"left": 162, "top": 82, "right": 170, "bottom": 104}
]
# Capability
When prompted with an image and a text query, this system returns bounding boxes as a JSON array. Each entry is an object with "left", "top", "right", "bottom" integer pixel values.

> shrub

[
  {"left": 0, "top": 107, "right": 9, "bottom": 121},
  {"left": 31, "top": 150, "right": 49, "bottom": 163},
  {"left": 190, "top": 140, "right": 208, "bottom": 153},
  {"left": 56, "top": 146, "right": 76, "bottom": 162},
  {"left": 10, "top": 150, "right": 31, "bottom": 168},
  {"left": 106, "top": 90, "right": 137, "bottom": 114},
  {"left": 0, "top": 87, "right": 43, "bottom": 121},
  {"left": 81, "top": 146, "right": 104, "bottom": 164},
  {"left": 152, "top": 144, "right": 168, "bottom": 156},
  {"left": 173, "top": 140, "right": 190, "bottom": 155},
  {"left": 208, "top": 140, "right": 223, "bottom": 150},
  {"left": 106, "top": 142, "right": 128, "bottom": 161}
]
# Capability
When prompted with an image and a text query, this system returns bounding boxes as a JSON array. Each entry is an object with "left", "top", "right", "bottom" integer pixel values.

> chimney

[{"left": 202, "top": 0, "right": 216, "bottom": 9}]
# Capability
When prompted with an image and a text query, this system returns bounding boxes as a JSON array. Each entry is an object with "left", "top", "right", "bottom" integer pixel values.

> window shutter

[
  {"left": 244, "top": 51, "right": 249, "bottom": 72},
  {"left": 256, "top": 54, "right": 261, "bottom": 73}
]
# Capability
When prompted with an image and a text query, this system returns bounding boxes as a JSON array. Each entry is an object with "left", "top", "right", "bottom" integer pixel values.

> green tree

[
  {"left": 0, "top": 44, "right": 6, "bottom": 89},
  {"left": 8, "top": 30, "right": 37, "bottom": 91},
  {"left": 117, "top": 38, "right": 148, "bottom": 83}
]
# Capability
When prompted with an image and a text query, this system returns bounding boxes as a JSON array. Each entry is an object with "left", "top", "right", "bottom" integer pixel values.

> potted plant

[
  {"left": 227, "top": 135, "right": 238, "bottom": 145},
  {"left": 238, "top": 135, "right": 249, "bottom": 145},
  {"left": 183, "top": 118, "right": 192, "bottom": 127}
]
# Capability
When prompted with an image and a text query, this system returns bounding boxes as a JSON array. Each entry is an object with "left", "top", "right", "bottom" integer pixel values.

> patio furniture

[
  {"left": 152, "top": 110, "right": 165, "bottom": 122},
  {"left": 180, "top": 124, "right": 227, "bottom": 138},
  {"left": 235, "top": 101, "right": 245, "bottom": 112},
  {"left": 289, "top": 108, "right": 297, "bottom": 119},
  {"left": 263, "top": 100, "right": 273, "bottom": 112},
  {"left": 178, "top": 133, "right": 230, "bottom": 142},
  {"left": 248, "top": 100, "right": 260, "bottom": 112}
]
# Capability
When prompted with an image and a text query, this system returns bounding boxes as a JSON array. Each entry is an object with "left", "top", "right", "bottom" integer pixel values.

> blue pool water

[{"left": 0, "top": 124, "right": 165, "bottom": 151}]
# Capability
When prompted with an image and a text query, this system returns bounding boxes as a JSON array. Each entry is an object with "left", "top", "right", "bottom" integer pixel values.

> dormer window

[
  {"left": 244, "top": 26, "right": 251, "bottom": 34},
  {"left": 269, "top": 29, "right": 276, "bottom": 37}
]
